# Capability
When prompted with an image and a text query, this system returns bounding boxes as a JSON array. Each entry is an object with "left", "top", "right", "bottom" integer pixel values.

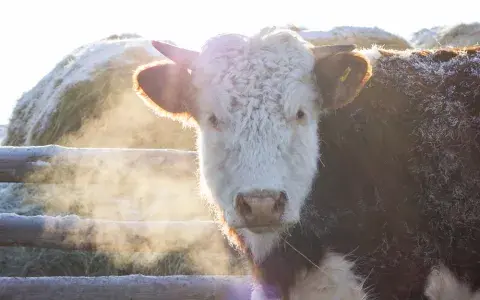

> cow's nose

[{"left": 234, "top": 189, "right": 287, "bottom": 229}]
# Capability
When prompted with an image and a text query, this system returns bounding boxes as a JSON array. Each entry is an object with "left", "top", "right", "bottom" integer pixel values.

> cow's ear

[
  {"left": 133, "top": 60, "right": 197, "bottom": 125},
  {"left": 314, "top": 52, "right": 372, "bottom": 110}
]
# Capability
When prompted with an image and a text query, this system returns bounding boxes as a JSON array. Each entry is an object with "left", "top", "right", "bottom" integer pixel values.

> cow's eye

[
  {"left": 208, "top": 114, "right": 219, "bottom": 127},
  {"left": 296, "top": 110, "right": 305, "bottom": 120}
]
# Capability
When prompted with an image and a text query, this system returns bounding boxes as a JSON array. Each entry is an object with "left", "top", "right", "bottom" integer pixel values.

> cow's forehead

[{"left": 191, "top": 28, "right": 317, "bottom": 115}]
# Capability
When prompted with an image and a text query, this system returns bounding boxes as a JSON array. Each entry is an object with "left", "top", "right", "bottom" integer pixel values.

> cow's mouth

[
  {"left": 232, "top": 222, "right": 287, "bottom": 234},
  {"left": 245, "top": 224, "right": 283, "bottom": 234}
]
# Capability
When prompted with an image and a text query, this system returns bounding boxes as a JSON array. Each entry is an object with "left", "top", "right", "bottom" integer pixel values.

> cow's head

[{"left": 134, "top": 28, "right": 372, "bottom": 235}]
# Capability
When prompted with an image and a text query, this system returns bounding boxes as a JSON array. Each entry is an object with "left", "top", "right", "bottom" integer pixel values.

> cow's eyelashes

[{"left": 296, "top": 110, "right": 305, "bottom": 120}]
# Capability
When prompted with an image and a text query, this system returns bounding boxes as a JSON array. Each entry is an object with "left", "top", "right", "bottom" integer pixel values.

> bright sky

[{"left": 0, "top": 0, "right": 478, "bottom": 124}]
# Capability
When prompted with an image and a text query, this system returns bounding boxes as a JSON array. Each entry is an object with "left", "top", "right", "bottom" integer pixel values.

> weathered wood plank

[
  {"left": 0, "top": 275, "right": 252, "bottom": 300},
  {"left": 0, "top": 213, "right": 221, "bottom": 252}
]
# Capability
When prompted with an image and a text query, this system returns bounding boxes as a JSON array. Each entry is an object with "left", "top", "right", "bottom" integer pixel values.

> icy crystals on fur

[
  {"left": 192, "top": 30, "right": 321, "bottom": 236},
  {"left": 133, "top": 27, "right": 372, "bottom": 262}
]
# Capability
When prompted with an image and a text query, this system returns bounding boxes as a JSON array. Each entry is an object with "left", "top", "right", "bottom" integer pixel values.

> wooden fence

[
  {"left": 0, "top": 145, "right": 197, "bottom": 183},
  {"left": 0, "top": 145, "right": 251, "bottom": 300}
]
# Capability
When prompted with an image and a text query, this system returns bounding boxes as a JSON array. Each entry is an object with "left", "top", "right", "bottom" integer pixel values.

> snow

[{"left": 9, "top": 37, "right": 166, "bottom": 146}]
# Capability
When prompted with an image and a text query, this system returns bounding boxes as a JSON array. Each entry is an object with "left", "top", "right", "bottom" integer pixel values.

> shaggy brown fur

[
  {"left": 309, "top": 46, "right": 480, "bottom": 299},
  {"left": 226, "top": 46, "right": 480, "bottom": 299}
]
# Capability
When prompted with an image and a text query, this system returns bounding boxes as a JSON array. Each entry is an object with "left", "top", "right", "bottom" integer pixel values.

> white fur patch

[
  {"left": 425, "top": 265, "right": 480, "bottom": 300},
  {"left": 288, "top": 252, "right": 369, "bottom": 300},
  {"left": 240, "top": 229, "right": 281, "bottom": 263},
  {"left": 251, "top": 252, "right": 369, "bottom": 300},
  {"left": 357, "top": 46, "right": 382, "bottom": 67},
  {"left": 251, "top": 252, "right": 372, "bottom": 300}
]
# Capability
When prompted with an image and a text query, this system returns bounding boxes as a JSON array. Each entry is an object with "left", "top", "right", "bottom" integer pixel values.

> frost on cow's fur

[
  {"left": 373, "top": 47, "right": 480, "bottom": 253},
  {"left": 190, "top": 28, "right": 321, "bottom": 259},
  {"left": 133, "top": 29, "right": 479, "bottom": 298},
  {"left": 132, "top": 27, "right": 376, "bottom": 299},
  {"left": 312, "top": 45, "right": 480, "bottom": 298}
]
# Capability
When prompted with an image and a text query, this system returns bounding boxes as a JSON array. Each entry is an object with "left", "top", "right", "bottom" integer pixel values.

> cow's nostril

[
  {"left": 235, "top": 194, "right": 252, "bottom": 216},
  {"left": 234, "top": 190, "right": 287, "bottom": 229},
  {"left": 273, "top": 191, "right": 287, "bottom": 212}
]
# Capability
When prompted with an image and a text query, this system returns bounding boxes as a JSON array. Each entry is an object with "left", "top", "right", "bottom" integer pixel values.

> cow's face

[{"left": 134, "top": 28, "right": 372, "bottom": 234}]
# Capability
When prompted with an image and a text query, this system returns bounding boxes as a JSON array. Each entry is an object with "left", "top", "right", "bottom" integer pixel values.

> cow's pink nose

[{"left": 235, "top": 189, "right": 287, "bottom": 229}]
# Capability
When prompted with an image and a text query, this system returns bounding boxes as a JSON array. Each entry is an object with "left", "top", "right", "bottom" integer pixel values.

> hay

[
  {"left": 436, "top": 23, "right": 480, "bottom": 47},
  {"left": 3, "top": 37, "right": 195, "bottom": 149},
  {"left": 0, "top": 34, "right": 244, "bottom": 278},
  {"left": 300, "top": 26, "right": 412, "bottom": 50}
]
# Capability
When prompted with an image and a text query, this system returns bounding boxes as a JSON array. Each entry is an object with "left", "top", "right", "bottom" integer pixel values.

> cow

[{"left": 132, "top": 27, "right": 480, "bottom": 299}]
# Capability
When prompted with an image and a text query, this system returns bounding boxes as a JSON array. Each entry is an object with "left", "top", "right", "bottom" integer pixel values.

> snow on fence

[{"left": 0, "top": 145, "right": 251, "bottom": 300}]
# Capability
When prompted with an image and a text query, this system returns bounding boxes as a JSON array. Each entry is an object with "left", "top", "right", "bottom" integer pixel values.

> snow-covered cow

[{"left": 133, "top": 27, "right": 480, "bottom": 299}]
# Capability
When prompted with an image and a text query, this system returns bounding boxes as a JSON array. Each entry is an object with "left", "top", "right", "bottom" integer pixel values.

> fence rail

[
  {"left": 0, "top": 145, "right": 244, "bottom": 299},
  {"left": 0, "top": 145, "right": 197, "bottom": 183},
  {"left": 0, "top": 275, "right": 252, "bottom": 300},
  {"left": 0, "top": 213, "right": 220, "bottom": 252}
]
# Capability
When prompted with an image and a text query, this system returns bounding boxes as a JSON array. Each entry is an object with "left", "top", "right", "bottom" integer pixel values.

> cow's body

[
  {"left": 243, "top": 46, "right": 480, "bottom": 299},
  {"left": 133, "top": 27, "right": 480, "bottom": 299},
  {"left": 301, "top": 46, "right": 480, "bottom": 299}
]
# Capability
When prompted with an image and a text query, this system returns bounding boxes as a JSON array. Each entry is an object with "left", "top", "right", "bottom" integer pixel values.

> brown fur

[
  {"left": 307, "top": 46, "right": 480, "bottom": 299},
  {"left": 133, "top": 42, "right": 480, "bottom": 298}
]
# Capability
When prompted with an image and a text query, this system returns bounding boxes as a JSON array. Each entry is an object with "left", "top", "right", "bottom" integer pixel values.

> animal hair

[{"left": 134, "top": 26, "right": 480, "bottom": 299}]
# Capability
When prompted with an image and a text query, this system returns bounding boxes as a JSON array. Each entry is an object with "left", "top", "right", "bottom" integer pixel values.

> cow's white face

[
  {"left": 134, "top": 28, "right": 372, "bottom": 237},
  {"left": 193, "top": 31, "right": 322, "bottom": 233}
]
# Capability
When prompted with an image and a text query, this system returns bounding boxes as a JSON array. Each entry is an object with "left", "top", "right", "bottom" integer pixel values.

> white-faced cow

[{"left": 133, "top": 27, "right": 480, "bottom": 300}]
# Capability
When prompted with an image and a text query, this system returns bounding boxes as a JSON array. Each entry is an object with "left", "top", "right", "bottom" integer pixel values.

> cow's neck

[{"left": 240, "top": 222, "right": 328, "bottom": 298}]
